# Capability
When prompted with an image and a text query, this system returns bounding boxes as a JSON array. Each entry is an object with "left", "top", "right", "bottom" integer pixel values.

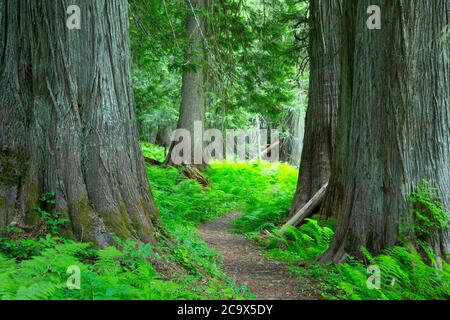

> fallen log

[
  {"left": 280, "top": 182, "right": 329, "bottom": 234},
  {"left": 144, "top": 156, "right": 163, "bottom": 166},
  {"left": 181, "top": 165, "right": 210, "bottom": 187}
]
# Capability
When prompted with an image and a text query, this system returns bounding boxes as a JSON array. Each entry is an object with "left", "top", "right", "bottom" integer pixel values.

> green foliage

[
  {"left": 157, "top": 220, "right": 252, "bottom": 300},
  {"left": 129, "top": 0, "right": 184, "bottom": 142},
  {"left": 205, "top": 0, "right": 309, "bottom": 123},
  {"left": 147, "top": 164, "right": 239, "bottom": 224},
  {"left": 141, "top": 143, "right": 167, "bottom": 163},
  {"left": 282, "top": 219, "right": 334, "bottom": 259},
  {"left": 410, "top": 181, "right": 448, "bottom": 240},
  {"left": 3, "top": 146, "right": 448, "bottom": 300},
  {"left": 0, "top": 149, "right": 252, "bottom": 300},
  {"left": 335, "top": 246, "right": 450, "bottom": 300},
  {"left": 0, "top": 192, "right": 68, "bottom": 260},
  {"left": 35, "top": 209, "right": 67, "bottom": 237},
  {"left": 0, "top": 241, "right": 87, "bottom": 300},
  {"left": 221, "top": 162, "right": 450, "bottom": 300},
  {"left": 204, "top": 162, "right": 298, "bottom": 234},
  {"left": 35, "top": 192, "right": 68, "bottom": 236},
  {"left": 0, "top": 235, "right": 63, "bottom": 260},
  {"left": 130, "top": 0, "right": 309, "bottom": 145},
  {"left": 140, "top": 145, "right": 255, "bottom": 298},
  {"left": 259, "top": 218, "right": 450, "bottom": 300},
  {"left": 262, "top": 218, "right": 334, "bottom": 267},
  {"left": 0, "top": 239, "right": 201, "bottom": 300},
  {"left": 0, "top": 231, "right": 246, "bottom": 300}
]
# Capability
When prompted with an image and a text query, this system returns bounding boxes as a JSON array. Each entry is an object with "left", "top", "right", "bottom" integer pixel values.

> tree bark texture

[
  {"left": 0, "top": 0, "right": 159, "bottom": 246},
  {"left": 289, "top": 0, "right": 341, "bottom": 217},
  {"left": 320, "top": 0, "right": 450, "bottom": 263}
]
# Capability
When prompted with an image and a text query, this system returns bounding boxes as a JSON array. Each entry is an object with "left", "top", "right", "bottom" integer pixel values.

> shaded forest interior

[{"left": 0, "top": 0, "right": 449, "bottom": 300}]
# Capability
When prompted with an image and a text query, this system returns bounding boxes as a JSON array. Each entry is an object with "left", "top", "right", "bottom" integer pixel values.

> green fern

[
  {"left": 337, "top": 246, "right": 450, "bottom": 300},
  {"left": 15, "top": 283, "right": 59, "bottom": 300},
  {"left": 411, "top": 181, "right": 448, "bottom": 240}
]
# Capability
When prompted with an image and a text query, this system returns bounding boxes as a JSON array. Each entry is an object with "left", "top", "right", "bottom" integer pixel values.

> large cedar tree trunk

[
  {"left": 320, "top": 0, "right": 450, "bottom": 264},
  {"left": 289, "top": 0, "right": 341, "bottom": 217},
  {"left": 0, "top": 0, "right": 159, "bottom": 246},
  {"left": 165, "top": 0, "right": 207, "bottom": 167}
]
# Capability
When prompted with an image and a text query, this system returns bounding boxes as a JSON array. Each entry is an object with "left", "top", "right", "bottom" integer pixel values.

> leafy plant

[
  {"left": 0, "top": 235, "right": 62, "bottom": 260},
  {"left": 336, "top": 246, "right": 450, "bottom": 300},
  {"left": 34, "top": 192, "right": 68, "bottom": 237},
  {"left": 141, "top": 143, "right": 168, "bottom": 163},
  {"left": 410, "top": 181, "right": 448, "bottom": 240}
]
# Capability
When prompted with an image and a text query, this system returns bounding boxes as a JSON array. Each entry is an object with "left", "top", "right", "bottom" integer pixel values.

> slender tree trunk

[
  {"left": 0, "top": 0, "right": 159, "bottom": 246},
  {"left": 289, "top": 0, "right": 341, "bottom": 217},
  {"left": 279, "top": 108, "right": 305, "bottom": 166},
  {"left": 165, "top": 0, "right": 207, "bottom": 167},
  {"left": 320, "top": 0, "right": 450, "bottom": 264},
  {"left": 292, "top": 108, "right": 306, "bottom": 166}
]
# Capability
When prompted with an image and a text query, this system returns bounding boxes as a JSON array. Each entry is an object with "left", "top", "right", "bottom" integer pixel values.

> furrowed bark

[
  {"left": 320, "top": 0, "right": 450, "bottom": 264},
  {"left": 0, "top": 0, "right": 159, "bottom": 246},
  {"left": 289, "top": 0, "right": 341, "bottom": 218}
]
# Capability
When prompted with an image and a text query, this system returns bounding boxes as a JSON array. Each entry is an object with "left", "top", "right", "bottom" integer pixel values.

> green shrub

[
  {"left": 141, "top": 143, "right": 167, "bottom": 163},
  {"left": 0, "top": 235, "right": 64, "bottom": 260},
  {"left": 411, "top": 181, "right": 448, "bottom": 240},
  {"left": 0, "top": 238, "right": 228, "bottom": 300},
  {"left": 147, "top": 164, "right": 238, "bottom": 224},
  {"left": 0, "top": 192, "right": 69, "bottom": 260},
  {"left": 205, "top": 162, "right": 298, "bottom": 234},
  {"left": 34, "top": 192, "right": 69, "bottom": 237},
  {"left": 336, "top": 246, "right": 450, "bottom": 300}
]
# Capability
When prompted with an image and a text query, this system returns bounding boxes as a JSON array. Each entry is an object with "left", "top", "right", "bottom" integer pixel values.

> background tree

[
  {"left": 165, "top": 0, "right": 208, "bottom": 166},
  {"left": 131, "top": 0, "right": 309, "bottom": 165},
  {"left": 129, "top": 0, "right": 185, "bottom": 149},
  {"left": 320, "top": 0, "right": 450, "bottom": 264},
  {"left": 206, "top": 0, "right": 308, "bottom": 161},
  {"left": 0, "top": 0, "right": 159, "bottom": 246}
]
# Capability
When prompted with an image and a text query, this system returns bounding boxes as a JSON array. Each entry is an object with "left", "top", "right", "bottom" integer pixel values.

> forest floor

[
  {"left": 200, "top": 211, "right": 319, "bottom": 300},
  {"left": 0, "top": 146, "right": 446, "bottom": 300}
]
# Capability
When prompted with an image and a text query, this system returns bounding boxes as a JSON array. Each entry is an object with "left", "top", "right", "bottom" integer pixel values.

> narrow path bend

[{"left": 199, "top": 212, "right": 318, "bottom": 300}]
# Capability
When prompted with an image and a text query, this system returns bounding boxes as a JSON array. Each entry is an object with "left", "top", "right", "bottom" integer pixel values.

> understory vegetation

[
  {"left": 1, "top": 0, "right": 448, "bottom": 304},
  {"left": 231, "top": 175, "right": 450, "bottom": 300},
  {"left": 223, "top": 166, "right": 450, "bottom": 300},
  {"left": 1, "top": 144, "right": 447, "bottom": 300},
  {"left": 0, "top": 216, "right": 249, "bottom": 300}
]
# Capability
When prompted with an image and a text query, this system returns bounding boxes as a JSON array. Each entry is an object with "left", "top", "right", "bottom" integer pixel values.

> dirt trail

[{"left": 199, "top": 212, "right": 318, "bottom": 300}]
